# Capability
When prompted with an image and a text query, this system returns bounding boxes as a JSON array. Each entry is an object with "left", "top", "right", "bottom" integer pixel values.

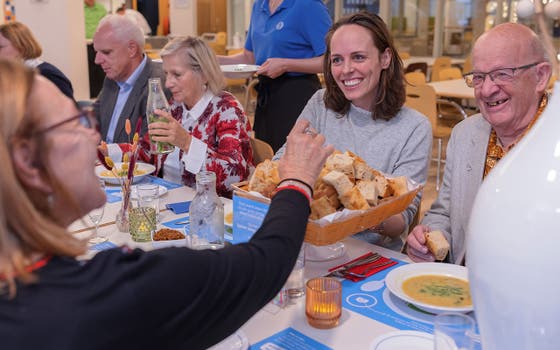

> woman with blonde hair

[
  {"left": 107, "top": 36, "right": 254, "bottom": 197},
  {"left": 0, "top": 21, "right": 74, "bottom": 99},
  {"left": 0, "top": 58, "right": 333, "bottom": 349}
]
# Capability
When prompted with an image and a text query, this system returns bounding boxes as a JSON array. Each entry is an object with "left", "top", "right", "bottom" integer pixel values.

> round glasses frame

[{"left": 34, "top": 108, "right": 98, "bottom": 136}]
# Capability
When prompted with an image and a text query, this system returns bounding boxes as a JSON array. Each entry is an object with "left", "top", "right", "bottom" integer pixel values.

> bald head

[{"left": 473, "top": 23, "right": 547, "bottom": 67}]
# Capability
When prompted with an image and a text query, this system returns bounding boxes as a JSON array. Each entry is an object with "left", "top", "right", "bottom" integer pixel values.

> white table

[
  {"left": 72, "top": 186, "right": 415, "bottom": 349},
  {"left": 403, "top": 56, "right": 466, "bottom": 68},
  {"left": 427, "top": 78, "right": 475, "bottom": 100}
]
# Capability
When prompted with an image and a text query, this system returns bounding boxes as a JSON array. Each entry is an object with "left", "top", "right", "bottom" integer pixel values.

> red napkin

[{"left": 328, "top": 253, "right": 397, "bottom": 282}]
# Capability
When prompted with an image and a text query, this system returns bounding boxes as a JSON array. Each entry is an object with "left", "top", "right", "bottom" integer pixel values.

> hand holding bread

[{"left": 406, "top": 225, "right": 450, "bottom": 262}]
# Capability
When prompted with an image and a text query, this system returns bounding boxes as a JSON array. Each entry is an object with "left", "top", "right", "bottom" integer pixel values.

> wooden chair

[
  {"left": 404, "top": 71, "right": 427, "bottom": 86},
  {"left": 462, "top": 55, "right": 472, "bottom": 75},
  {"left": 250, "top": 137, "right": 274, "bottom": 165},
  {"left": 405, "top": 84, "right": 467, "bottom": 190},
  {"left": 430, "top": 56, "right": 452, "bottom": 82},
  {"left": 438, "top": 67, "right": 463, "bottom": 81},
  {"left": 399, "top": 51, "right": 411, "bottom": 60},
  {"left": 244, "top": 77, "right": 259, "bottom": 116},
  {"left": 405, "top": 62, "right": 428, "bottom": 76},
  {"left": 436, "top": 67, "right": 471, "bottom": 121}
]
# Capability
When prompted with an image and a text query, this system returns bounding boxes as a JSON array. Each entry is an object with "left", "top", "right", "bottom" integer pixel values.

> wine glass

[{"left": 88, "top": 180, "right": 107, "bottom": 245}]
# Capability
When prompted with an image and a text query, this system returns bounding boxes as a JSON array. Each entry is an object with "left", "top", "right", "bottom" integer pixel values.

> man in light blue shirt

[{"left": 93, "top": 14, "right": 169, "bottom": 143}]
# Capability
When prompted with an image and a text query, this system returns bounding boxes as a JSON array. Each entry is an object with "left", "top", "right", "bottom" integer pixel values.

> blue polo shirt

[{"left": 245, "top": 0, "right": 331, "bottom": 70}]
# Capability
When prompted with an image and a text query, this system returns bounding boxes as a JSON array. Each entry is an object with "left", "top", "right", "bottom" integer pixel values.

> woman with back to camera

[
  {"left": 105, "top": 36, "right": 254, "bottom": 197},
  {"left": 275, "top": 12, "right": 432, "bottom": 251},
  {"left": 0, "top": 21, "right": 74, "bottom": 100},
  {"left": 0, "top": 58, "right": 333, "bottom": 349}
]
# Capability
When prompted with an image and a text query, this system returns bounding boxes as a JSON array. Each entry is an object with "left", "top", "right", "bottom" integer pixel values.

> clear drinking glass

[
  {"left": 88, "top": 180, "right": 107, "bottom": 244},
  {"left": 434, "top": 312, "right": 476, "bottom": 350}
]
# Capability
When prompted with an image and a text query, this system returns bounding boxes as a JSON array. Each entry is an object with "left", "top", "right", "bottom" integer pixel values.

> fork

[
  {"left": 324, "top": 253, "right": 381, "bottom": 278},
  {"left": 342, "top": 260, "right": 394, "bottom": 279}
]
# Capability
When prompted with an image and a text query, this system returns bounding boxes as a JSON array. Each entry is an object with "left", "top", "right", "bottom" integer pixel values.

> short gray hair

[
  {"left": 160, "top": 36, "right": 225, "bottom": 94},
  {"left": 97, "top": 14, "right": 145, "bottom": 52}
]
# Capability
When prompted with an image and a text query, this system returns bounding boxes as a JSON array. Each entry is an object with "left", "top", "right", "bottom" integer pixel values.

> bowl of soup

[{"left": 385, "top": 262, "right": 473, "bottom": 314}]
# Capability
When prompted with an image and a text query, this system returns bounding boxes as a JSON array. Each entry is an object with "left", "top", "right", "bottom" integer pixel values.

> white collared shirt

[{"left": 163, "top": 91, "right": 213, "bottom": 184}]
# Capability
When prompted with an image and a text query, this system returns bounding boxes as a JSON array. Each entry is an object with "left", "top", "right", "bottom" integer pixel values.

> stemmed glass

[{"left": 88, "top": 179, "right": 107, "bottom": 245}]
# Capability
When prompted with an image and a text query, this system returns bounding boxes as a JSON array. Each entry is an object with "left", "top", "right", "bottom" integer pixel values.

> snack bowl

[{"left": 151, "top": 228, "right": 187, "bottom": 249}]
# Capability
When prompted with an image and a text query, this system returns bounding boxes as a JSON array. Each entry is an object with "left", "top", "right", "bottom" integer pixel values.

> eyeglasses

[
  {"left": 463, "top": 62, "right": 542, "bottom": 88},
  {"left": 34, "top": 109, "right": 97, "bottom": 135}
]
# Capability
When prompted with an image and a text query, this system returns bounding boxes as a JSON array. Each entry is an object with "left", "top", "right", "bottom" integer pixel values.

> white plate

[
  {"left": 208, "top": 330, "right": 249, "bottom": 350},
  {"left": 385, "top": 262, "right": 473, "bottom": 314},
  {"left": 130, "top": 185, "right": 168, "bottom": 199},
  {"left": 221, "top": 64, "right": 260, "bottom": 79},
  {"left": 95, "top": 162, "right": 156, "bottom": 185},
  {"left": 370, "top": 330, "right": 434, "bottom": 350}
]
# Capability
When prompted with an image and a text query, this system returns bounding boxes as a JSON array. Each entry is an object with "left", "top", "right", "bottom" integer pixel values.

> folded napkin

[
  {"left": 162, "top": 216, "right": 190, "bottom": 231},
  {"left": 165, "top": 201, "right": 191, "bottom": 214},
  {"left": 328, "top": 253, "right": 397, "bottom": 282}
]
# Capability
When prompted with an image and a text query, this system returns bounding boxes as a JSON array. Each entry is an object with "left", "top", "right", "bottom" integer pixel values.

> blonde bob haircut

[
  {"left": 160, "top": 36, "right": 226, "bottom": 94},
  {"left": 0, "top": 22, "right": 42, "bottom": 60},
  {"left": 0, "top": 59, "right": 86, "bottom": 298}
]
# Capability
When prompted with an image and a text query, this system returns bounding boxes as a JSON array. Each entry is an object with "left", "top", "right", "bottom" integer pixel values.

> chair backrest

[
  {"left": 462, "top": 55, "right": 472, "bottom": 75},
  {"left": 405, "top": 84, "right": 438, "bottom": 131},
  {"left": 399, "top": 51, "right": 411, "bottom": 60},
  {"left": 438, "top": 67, "right": 463, "bottom": 81},
  {"left": 430, "top": 56, "right": 452, "bottom": 81},
  {"left": 405, "top": 71, "right": 427, "bottom": 86},
  {"left": 250, "top": 137, "right": 274, "bottom": 165},
  {"left": 404, "top": 62, "right": 428, "bottom": 76}
]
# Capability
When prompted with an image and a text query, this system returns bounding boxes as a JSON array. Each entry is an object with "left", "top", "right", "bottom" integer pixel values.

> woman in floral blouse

[{"left": 109, "top": 36, "right": 254, "bottom": 197}]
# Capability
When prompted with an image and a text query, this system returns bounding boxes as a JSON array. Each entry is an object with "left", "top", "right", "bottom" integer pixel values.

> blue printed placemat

[
  {"left": 104, "top": 175, "right": 182, "bottom": 203},
  {"left": 89, "top": 241, "right": 118, "bottom": 251},
  {"left": 250, "top": 327, "right": 332, "bottom": 350},
  {"left": 341, "top": 259, "right": 436, "bottom": 332}
]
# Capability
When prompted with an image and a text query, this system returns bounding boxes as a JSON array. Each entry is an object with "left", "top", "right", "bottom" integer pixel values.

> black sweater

[{"left": 0, "top": 190, "right": 309, "bottom": 350}]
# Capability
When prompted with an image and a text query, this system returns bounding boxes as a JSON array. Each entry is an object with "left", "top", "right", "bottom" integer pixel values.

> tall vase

[
  {"left": 467, "top": 82, "right": 560, "bottom": 349},
  {"left": 115, "top": 186, "right": 131, "bottom": 232}
]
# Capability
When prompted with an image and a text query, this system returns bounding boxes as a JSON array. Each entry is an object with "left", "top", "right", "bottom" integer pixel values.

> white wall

[
  {"left": 169, "top": 0, "right": 197, "bottom": 37},
  {"left": 15, "top": 1, "right": 90, "bottom": 100}
]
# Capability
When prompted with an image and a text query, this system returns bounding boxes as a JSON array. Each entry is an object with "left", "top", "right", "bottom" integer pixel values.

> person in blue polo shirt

[{"left": 218, "top": 0, "right": 331, "bottom": 152}]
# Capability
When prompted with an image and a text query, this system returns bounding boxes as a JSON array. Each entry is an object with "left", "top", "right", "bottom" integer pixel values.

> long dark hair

[{"left": 323, "top": 12, "right": 405, "bottom": 120}]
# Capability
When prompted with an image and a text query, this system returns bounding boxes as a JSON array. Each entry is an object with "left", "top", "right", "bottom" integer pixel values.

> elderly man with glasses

[{"left": 406, "top": 22, "right": 552, "bottom": 264}]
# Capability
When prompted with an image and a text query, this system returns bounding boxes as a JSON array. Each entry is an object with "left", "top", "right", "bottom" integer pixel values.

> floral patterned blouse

[{"left": 115, "top": 91, "right": 254, "bottom": 198}]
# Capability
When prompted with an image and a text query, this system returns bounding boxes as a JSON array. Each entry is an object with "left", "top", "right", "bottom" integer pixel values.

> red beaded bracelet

[{"left": 274, "top": 184, "right": 312, "bottom": 203}]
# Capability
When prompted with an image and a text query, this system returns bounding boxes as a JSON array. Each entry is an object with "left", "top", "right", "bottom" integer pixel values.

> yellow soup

[{"left": 402, "top": 274, "right": 472, "bottom": 308}]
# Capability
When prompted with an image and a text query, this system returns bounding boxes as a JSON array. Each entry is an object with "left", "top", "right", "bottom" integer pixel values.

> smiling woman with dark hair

[{"left": 275, "top": 12, "right": 432, "bottom": 251}]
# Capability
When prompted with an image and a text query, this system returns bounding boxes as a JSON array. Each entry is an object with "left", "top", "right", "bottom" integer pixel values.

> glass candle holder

[{"left": 305, "top": 277, "right": 342, "bottom": 329}]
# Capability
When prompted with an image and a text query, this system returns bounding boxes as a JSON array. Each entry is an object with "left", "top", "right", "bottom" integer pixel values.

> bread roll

[
  {"left": 310, "top": 195, "right": 337, "bottom": 220},
  {"left": 425, "top": 230, "right": 450, "bottom": 261},
  {"left": 388, "top": 176, "right": 409, "bottom": 197},
  {"left": 325, "top": 152, "right": 355, "bottom": 178},
  {"left": 248, "top": 159, "right": 280, "bottom": 198},
  {"left": 339, "top": 187, "right": 370, "bottom": 210},
  {"left": 374, "top": 175, "right": 394, "bottom": 198},
  {"left": 356, "top": 180, "right": 378, "bottom": 206},
  {"left": 322, "top": 170, "right": 354, "bottom": 196}
]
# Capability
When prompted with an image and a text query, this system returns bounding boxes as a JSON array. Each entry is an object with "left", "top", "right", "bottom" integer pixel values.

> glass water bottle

[
  {"left": 146, "top": 78, "right": 174, "bottom": 154},
  {"left": 189, "top": 171, "right": 225, "bottom": 250}
]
